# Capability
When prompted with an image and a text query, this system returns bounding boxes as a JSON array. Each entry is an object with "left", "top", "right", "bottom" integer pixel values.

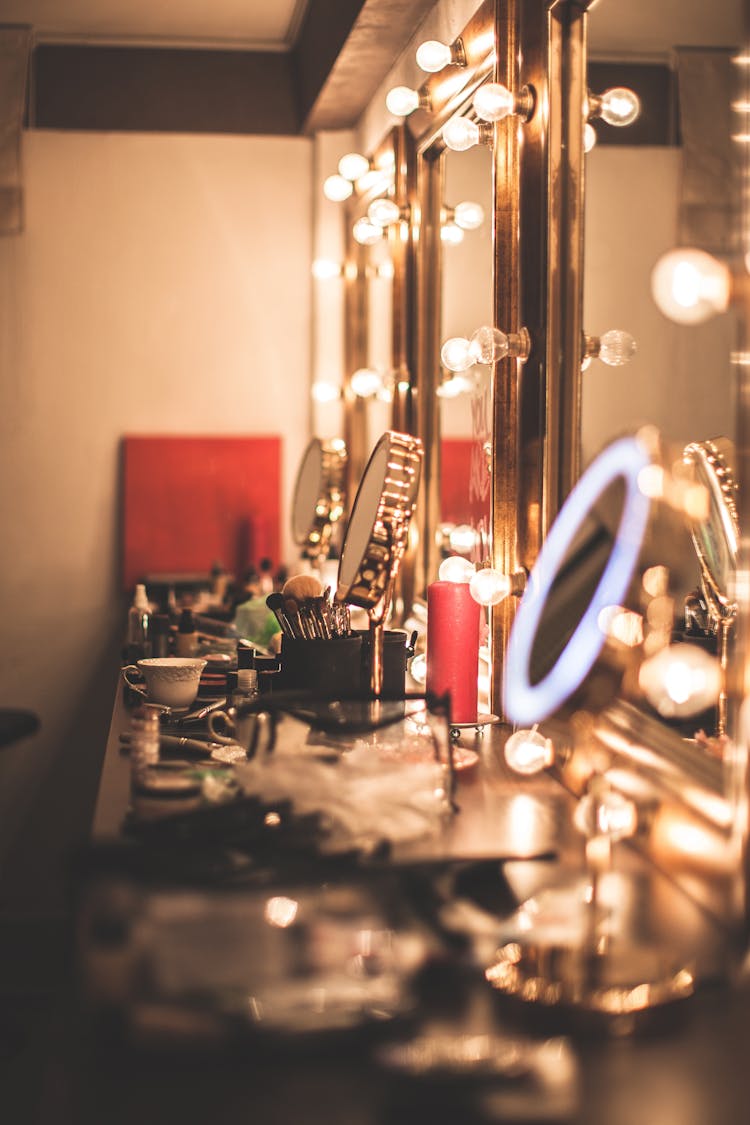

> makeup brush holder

[
  {"left": 279, "top": 635, "right": 363, "bottom": 699},
  {"left": 356, "top": 629, "right": 409, "bottom": 700}
]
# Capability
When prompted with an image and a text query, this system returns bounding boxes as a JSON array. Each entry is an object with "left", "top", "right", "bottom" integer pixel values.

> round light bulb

[
  {"left": 416, "top": 39, "right": 452, "bottom": 73},
  {"left": 323, "top": 174, "right": 353, "bottom": 202},
  {"left": 441, "top": 336, "right": 474, "bottom": 372},
  {"left": 410, "top": 652, "right": 427, "bottom": 685},
  {"left": 337, "top": 151, "right": 369, "bottom": 181},
  {"left": 352, "top": 217, "right": 383, "bottom": 246},
  {"left": 311, "top": 380, "right": 341, "bottom": 403},
  {"left": 651, "top": 248, "right": 731, "bottom": 325},
  {"left": 311, "top": 258, "right": 342, "bottom": 280},
  {"left": 367, "top": 197, "right": 401, "bottom": 227},
  {"left": 469, "top": 325, "right": 509, "bottom": 364},
  {"left": 598, "top": 329, "right": 637, "bottom": 367},
  {"left": 584, "top": 122, "right": 597, "bottom": 152},
  {"left": 350, "top": 368, "right": 383, "bottom": 397},
  {"left": 469, "top": 567, "right": 512, "bottom": 606},
  {"left": 441, "top": 221, "right": 464, "bottom": 245},
  {"left": 449, "top": 524, "right": 478, "bottom": 554},
  {"left": 438, "top": 555, "right": 476, "bottom": 583},
  {"left": 454, "top": 200, "right": 485, "bottom": 231},
  {"left": 574, "top": 787, "right": 638, "bottom": 841},
  {"left": 386, "top": 85, "right": 421, "bottom": 117},
  {"left": 504, "top": 727, "right": 554, "bottom": 775},
  {"left": 443, "top": 117, "right": 480, "bottom": 152},
  {"left": 638, "top": 643, "right": 721, "bottom": 718},
  {"left": 473, "top": 82, "right": 515, "bottom": 122},
  {"left": 599, "top": 86, "right": 641, "bottom": 127}
]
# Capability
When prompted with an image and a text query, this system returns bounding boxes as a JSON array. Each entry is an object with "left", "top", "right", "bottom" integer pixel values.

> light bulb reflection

[
  {"left": 311, "top": 258, "right": 343, "bottom": 280},
  {"left": 651, "top": 248, "right": 731, "bottom": 325},
  {"left": 264, "top": 896, "right": 299, "bottom": 928},
  {"left": 441, "top": 222, "right": 464, "bottom": 245},
  {"left": 469, "top": 567, "right": 511, "bottom": 606},
  {"left": 598, "top": 329, "right": 637, "bottom": 366},
  {"left": 439, "top": 555, "right": 476, "bottom": 583},
  {"left": 386, "top": 85, "right": 421, "bottom": 117},
  {"left": 410, "top": 652, "right": 427, "bottom": 685},
  {"left": 470, "top": 325, "right": 509, "bottom": 364},
  {"left": 437, "top": 373, "right": 474, "bottom": 397},
  {"left": 449, "top": 524, "right": 479, "bottom": 555},
  {"left": 638, "top": 643, "right": 721, "bottom": 717},
  {"left": 350, "top": 368, "right": 383, "bottom": 398},
  {"left": 454, "top": 200, "right": 485, "bottom": 230},
  {"left": 311, "top": 380, "right": 342, "bottom": 404},
  {"left": 504, "top": 727, "right": 554, "bottom": 775},
  {"left": 584, "top": 122, "right": 597, "bottom": 152},
  {"left": 574, "top": 787, "right": 638, "bottom": 842},
  {"left": 599, "top": 87, "right": 641, "bottom": 127},
  {"left": 323, "top": 174, "right": 353, "bottom": 202}
]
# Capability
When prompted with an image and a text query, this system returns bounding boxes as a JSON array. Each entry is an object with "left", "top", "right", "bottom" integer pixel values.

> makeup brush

[
  {"left": 266, "top": 592, "right": 294, "bottom": 636},
  {"left": 282, "top": 574, "right": 324, "bottom": 601}
]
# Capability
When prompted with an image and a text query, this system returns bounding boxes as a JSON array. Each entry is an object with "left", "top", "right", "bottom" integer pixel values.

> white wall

[{"left": 0, "top": 130, "right": 312, "bottom": 879}]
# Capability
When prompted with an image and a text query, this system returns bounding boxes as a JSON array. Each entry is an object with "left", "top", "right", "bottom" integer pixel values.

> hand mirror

[
  {"left": 336, "top": 431, "right": 423, "bottom": 696},
  {"left": 291, "top": 438, "right": 347, "bottom": 562}
]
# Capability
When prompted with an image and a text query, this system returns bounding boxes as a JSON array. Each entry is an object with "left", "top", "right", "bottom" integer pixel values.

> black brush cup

[
  {"left": 356, "top": 629, "right": 408, "bottom": 700},
  {"left": 279, "top": 635, "right": 363, "bottom": 699}
]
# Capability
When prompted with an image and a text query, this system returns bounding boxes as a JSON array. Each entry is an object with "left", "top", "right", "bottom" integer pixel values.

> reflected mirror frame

[{"left": 407, "top": 0, "right": 498, "bottom": 616}]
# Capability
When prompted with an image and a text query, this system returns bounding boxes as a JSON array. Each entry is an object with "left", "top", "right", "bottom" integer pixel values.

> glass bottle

[{"left": 126, "top": 583, "right": 151, "bottom": 662}]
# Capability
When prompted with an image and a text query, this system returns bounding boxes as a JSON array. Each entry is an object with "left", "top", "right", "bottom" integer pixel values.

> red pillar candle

[{"left": 426, "top": 580, "right": 481, "bottom": 724}]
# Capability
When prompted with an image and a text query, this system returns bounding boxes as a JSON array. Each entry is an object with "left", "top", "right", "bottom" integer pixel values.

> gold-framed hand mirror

[
  {"left": 336, "top": 430, "right": 423, "bottom": 695},
  {"left": 291, "top": 437, "right": 347, "bottom": 564}
]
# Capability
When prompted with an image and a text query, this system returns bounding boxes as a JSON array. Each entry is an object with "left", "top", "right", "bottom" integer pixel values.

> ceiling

[{"left": 0, "top": 0, "right": 309, "bottom": 48}]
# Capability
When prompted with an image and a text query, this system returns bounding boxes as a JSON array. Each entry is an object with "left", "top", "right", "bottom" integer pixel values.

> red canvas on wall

[{"left": 122, "top": 435, "right": 281, "bottom": 590}]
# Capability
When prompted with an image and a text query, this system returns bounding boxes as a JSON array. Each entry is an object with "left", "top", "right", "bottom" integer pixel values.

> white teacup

[{"left": 122, "top": 657, "right": 207, "bottom": 709}]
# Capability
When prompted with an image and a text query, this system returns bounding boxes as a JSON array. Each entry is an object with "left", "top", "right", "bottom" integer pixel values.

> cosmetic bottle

[
  {"left": 126, "top": 583, "right": 151, "bottom": 662},
  {"left": 175, "top": 608, "right": 198, "bottom": 657},
  {"left": 151, "top": 614, "right": 171, "bottom": 658},
  {"left": 236, "top": 644, "right": 258, "bottom": 700}
]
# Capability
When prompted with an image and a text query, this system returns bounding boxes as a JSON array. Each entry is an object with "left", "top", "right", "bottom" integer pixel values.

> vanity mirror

[
  {"left": 503, "top": 429, "right": 744, "bottom": 930},
  {"left": 290, "top": 437, "right": 347, "bottom": 566}
]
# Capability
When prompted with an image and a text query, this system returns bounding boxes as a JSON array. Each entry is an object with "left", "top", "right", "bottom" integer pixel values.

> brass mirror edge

[{"left": 409, "top": 0, "right": 497, "bottom": 606}]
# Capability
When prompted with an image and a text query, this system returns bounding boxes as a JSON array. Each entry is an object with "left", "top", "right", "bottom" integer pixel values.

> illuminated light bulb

[
  {"left": 386, "top": 85, "right": 421, "bottom": 117},
  {"left": 311, "top": 258, "right": 342, "bottom": 280},
  {"left": 264, "top": 896, "right": 299, "bottom": 928},
  {"left": 441, "top": 336, "right": 474, "bottom": 372},
  {"left": 350, "top": 368, "right": 383, "bottom": 397},
  {"left": 367, "top": 197, "right": 402, "bottom": 227},
  {"left": 437, "top": 373, "right": 474, "bottom": 397},
  {"left": 450, "top": 524, "right": 478, "bottom": 554},
  {"left": 637, "top": 463, "right": 665, "bottom": 499},
  {"left": 311, "top": 380, "right": 342, "bottom": 403},
  {"left": 573, "top": 787, "right": 637, "bottom": 841},
  {"left": 597, "top": 605, "right": 644, "bottom": 647},
  {"left": 323, "top": 174, "right": 353, "bottom": 202},
  {"left": 377, "top": 259, "right": 395, "bottom": 280},
  {"left": 441, "top": 221, "right": 464, "bottom": 244},
  {"left": 410, "top": 652, "right": 427, "bottom": 685},
  {"left": 473, "top": 82, "right": 516, "bottom": 121},
  {"left": 438, "top": 555, "right": 476, "bottom": 582},
  {"left": 638, "top": 643, "right": 721, "bottom": 718},
  {"left": 454, "top": 200, "right": 485, "bottom": 230},
  {"left": 352, "top": 216, "right": 384, "bottom": 246},
  {"left": 642, "top": 565, "right": 669, "bottom": 598},
  {"left": 470, "top": 325, "right": 509, "bottom": 364},
  {"left": 416, "top": 39, "right": 453, "bottom": 72},
  {"left": 338, "top": 151, "right": 370, "bottom": 180},
  {"left": 599, "top": 329, "right": 637, "bottom": 366},
  {"left": 443, "top": 117, "right": 481, "bottom": 152},
  {"left": 599, "top": 86, "right": 641, "bottom": 127},
  {"left": 469, "top": 567, "right": 512, "bottom": 606},
  {"left": 651, "top": 248, "right": 731, "bottom": 325},
  {"left": 584, "top": 122, "right": 597, "bottom": 152},
  {"left": 504, "top": 726, "right": 554, "bottom": 775}
]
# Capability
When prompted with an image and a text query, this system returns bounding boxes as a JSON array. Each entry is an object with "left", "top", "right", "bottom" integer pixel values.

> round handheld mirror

[
  {"left": 682, "top": 438, "right": 738, "bottom": 616},
  {"left": 291, "top": 438, "right": 347, "bottom": 559},
  {"left": 336, "top": 431, "right": 423, "bottom": 695}
]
